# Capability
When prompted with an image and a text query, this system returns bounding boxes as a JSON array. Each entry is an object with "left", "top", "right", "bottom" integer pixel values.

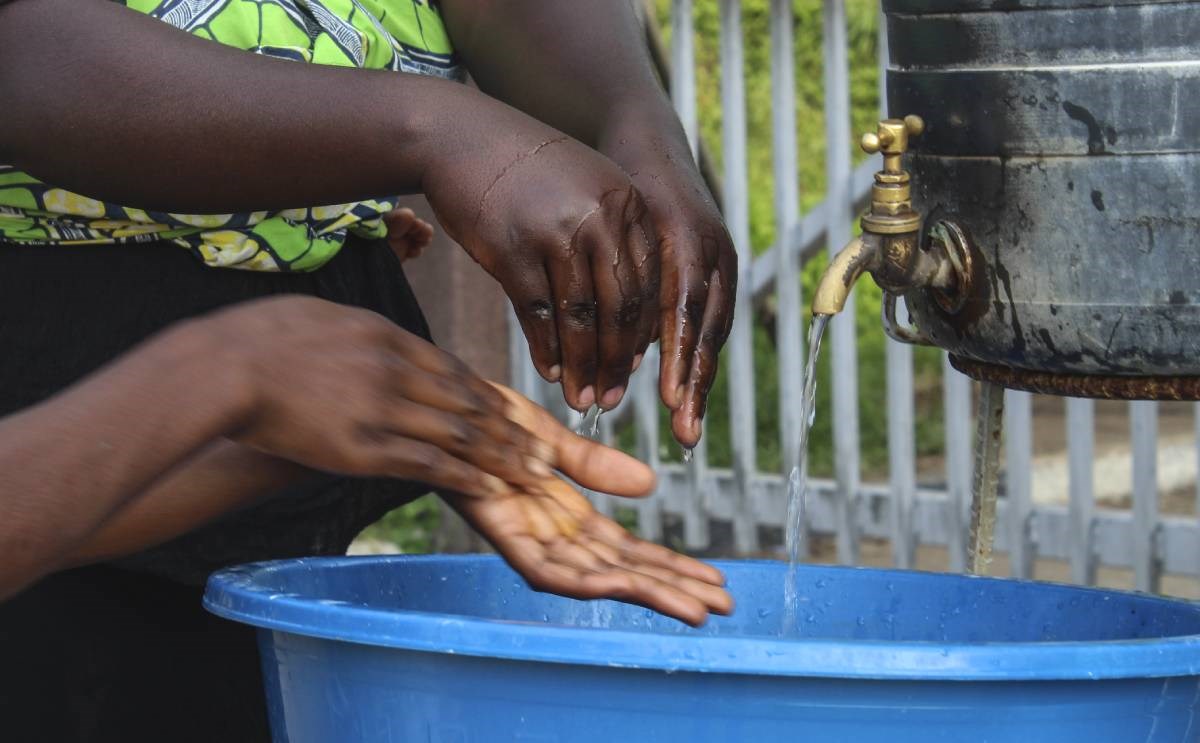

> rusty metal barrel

[{"left": 886, "top": 0, "right": 1200, "bottom": 398}]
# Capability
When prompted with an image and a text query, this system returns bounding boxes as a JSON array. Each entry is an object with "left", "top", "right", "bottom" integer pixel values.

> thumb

[{"left": 490, "top": 383, "right": 656, "bottom": 498}]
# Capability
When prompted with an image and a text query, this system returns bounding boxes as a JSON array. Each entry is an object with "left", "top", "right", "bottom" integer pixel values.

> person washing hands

[{"left": 0, "top": 0, "right": 737, "bottom": 740}]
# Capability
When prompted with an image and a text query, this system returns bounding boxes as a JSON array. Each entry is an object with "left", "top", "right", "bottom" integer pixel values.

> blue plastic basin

[{"left": 204, "top": 555, "right": 1200, "bottom": 741}]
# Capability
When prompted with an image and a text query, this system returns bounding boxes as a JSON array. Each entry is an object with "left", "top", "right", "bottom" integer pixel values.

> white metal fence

[{"left": 506, "top": 0, "right": 1200, "bottom": 595}]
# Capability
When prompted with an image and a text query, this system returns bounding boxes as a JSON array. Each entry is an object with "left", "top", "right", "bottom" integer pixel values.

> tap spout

[{"left": 812, "top": 236, "right": 876, "bottom": 316}]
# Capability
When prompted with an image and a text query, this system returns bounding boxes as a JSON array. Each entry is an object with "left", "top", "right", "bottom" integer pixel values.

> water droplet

[{"left": 757, "top": 608, "right": 771, "bottom": 619}]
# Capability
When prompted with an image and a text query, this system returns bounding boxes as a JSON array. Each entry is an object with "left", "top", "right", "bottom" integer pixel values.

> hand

[
  {"left": 598, "top": 115, "right": 738, "bottom": 447},
  {"left": 422, "top": 119, "right": 659, "bottom": 414},
  {"left": 448, "top": 383, "right": 732, "bottom": 627},
  {"left": 444, "top": 478, "right": 732, "bottom": 627},
  {"left": 199, "top": 296, "right": 556, "bottom": 497},
  {"left": 383, "top": 207, "right": 435, "bottom": 263}
]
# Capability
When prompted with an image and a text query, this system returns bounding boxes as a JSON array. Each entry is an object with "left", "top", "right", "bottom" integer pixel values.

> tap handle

[{"left": 860, "top": 115, "right": 924, "bottom": 171}]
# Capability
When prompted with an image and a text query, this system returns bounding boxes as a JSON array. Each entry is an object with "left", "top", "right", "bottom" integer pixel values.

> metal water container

[{"left": 887, "top": 0, "right": 1200, "bottom": 398}]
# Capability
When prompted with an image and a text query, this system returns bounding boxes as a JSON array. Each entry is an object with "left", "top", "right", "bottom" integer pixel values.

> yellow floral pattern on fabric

[{"left": 0, "top": 0, "right": 462, "bottom": 271}]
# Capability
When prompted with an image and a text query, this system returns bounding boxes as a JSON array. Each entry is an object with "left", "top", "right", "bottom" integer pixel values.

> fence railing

[{"left": 506, "top": 0, "right": 1200, "bottom": 595}]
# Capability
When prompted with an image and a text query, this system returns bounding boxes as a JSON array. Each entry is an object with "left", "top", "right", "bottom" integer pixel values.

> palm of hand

[{"left": 444, "top": 476, "right": 732, "bottom": 628}]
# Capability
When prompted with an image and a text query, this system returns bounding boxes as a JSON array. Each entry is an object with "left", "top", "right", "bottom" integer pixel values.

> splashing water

[
  {"left": 968, "top": 381, "right": 1006, "bottom": 575},
  {"left": 682, "top": 447, "right": 694, "bottom": 464},
  {"left": 782, "top": 314, "right": 831, "bottom": 636}
]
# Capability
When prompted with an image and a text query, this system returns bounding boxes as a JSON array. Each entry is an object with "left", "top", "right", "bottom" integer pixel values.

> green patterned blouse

[{"left": 0, "top": 0, "right": 462, "bottom": 271}]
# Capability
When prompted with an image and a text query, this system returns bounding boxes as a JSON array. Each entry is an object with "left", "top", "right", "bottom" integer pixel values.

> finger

[
  {"left": 547, "top": 248, "right": 599, "bottom": 411},
  {"left": 503, "top": 262, "right": 563, "bottom": 383},
  {"left": 590, "top": 190, "right": 646, "bottom": 409},
  {"left": 586, "top": 516, "right": 726, "bottom": 587},
  {"left": 378, "top": 399, "right": 552, "bottom": 489},
  {"left": 492, "top": 385, "right": 655, "bottom": 497},
  {"left": 658, "top": 244, "right": 710, "bottom": 411},
  {"left": 673, "top": 263, "right": 734, "bottom": 448},
  {"left": 630, "top": 201, "right": 661, "bottom": 372},
  {"left": 365, "top": 434, "right": 507, "bottom": 499},
  {"left": 578, "top": 534, "right": 732, "bottom": 615},
  {"left": 383, "top": 207, "right": 417, "bottom": 237},
  {"left": 541, "top": 537, "right": 712, "bottom": 627}
]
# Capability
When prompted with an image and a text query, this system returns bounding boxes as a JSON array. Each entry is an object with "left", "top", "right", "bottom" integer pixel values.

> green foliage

[{"left": 358, "top": 494, "right": 440, "bottom": 553}]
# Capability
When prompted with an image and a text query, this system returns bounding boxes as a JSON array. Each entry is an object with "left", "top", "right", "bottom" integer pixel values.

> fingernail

[
  {"left": 601, "top": 386, "right": 625, "bottom": 409},
  {"left": 631, "top": 353, "right": 644, "bottom": 372},
  {"left": 532, "top": 439, "right": 556, "bottom": 465},
  {"left": 546, "top": 365, "right": 562, "bottom": 382},
  {"left": 673, "top": 384, "right": 686, "bottom": 407},
  {"left": 578, "top": 385, "right": 595, "bottom": 408},
  {"left": 525, "top": 455, "right": 552, "bottom": 478},
  {"left": 482, "top": 474, "right": 507, "bottom": 495}
]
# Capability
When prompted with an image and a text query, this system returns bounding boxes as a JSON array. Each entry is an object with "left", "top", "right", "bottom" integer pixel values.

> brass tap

[{"left": 812, "top": 115, "right": 964, "bottom": 335}]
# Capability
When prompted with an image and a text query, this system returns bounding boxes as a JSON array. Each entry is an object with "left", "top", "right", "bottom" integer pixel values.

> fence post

[{"left": 823, "top": 0, "right": 861, "bottom": 566}]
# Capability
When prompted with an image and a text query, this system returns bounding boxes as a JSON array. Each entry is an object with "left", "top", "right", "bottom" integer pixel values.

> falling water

[
  {"left": 782, "top": 313, "right": 831, "bottom": 635},
  {"left": 575, "top": 406, "right": 603, "bottom": 439},
  {"left": 967, "top": 381, "right": 1006, "bottom": 575}
]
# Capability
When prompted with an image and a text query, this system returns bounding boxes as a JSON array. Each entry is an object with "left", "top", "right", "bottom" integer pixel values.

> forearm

[
  {"left": 440, "top": 0, "right": 687, "bottom": 155},
  {"left": 61, "top": 440, "right": 314, "bottom": 568},
  {"left": 0, "top": 320, "right": 248, "bottom": 598},
  {"left": 0, "top": 0, "right": 544, "bottom": 213}
]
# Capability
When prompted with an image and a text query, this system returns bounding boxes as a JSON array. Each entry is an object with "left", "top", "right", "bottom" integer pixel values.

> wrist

[
  {"left": 160, "top": 314, "right": 260, "bottom": 436},
  {"left": 596, "top": 101, "right": 696, "bottom": 174}
]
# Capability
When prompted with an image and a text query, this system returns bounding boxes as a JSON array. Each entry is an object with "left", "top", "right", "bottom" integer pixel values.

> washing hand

[{"left": 443, "top": 384, "right": 734, "bottom": 627}]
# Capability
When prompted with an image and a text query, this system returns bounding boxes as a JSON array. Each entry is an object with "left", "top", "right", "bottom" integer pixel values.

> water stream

[{"left": 782, "top": 313, "right": 831, "bottom": 635}]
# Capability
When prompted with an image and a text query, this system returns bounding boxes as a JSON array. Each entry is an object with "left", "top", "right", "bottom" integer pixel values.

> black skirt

[{"left": 0, "top": 237, "right": 433, "bottom": 742}]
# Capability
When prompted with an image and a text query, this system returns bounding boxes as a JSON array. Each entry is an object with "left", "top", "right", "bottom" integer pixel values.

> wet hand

[
  {"left": 204, "top": 296, "right": 556, "bottom": 497},
  {"left": 453, "top": 383, "right": 732, "bottom": 626},
  {"left": 599, "top": 121, "right": 737, "bottom": 448},
  {"left": 423, "top": 123, "right": 659, "bottom": 414},
  {"left": 443, "top": 476, "right": 732, "bottom": 627}
]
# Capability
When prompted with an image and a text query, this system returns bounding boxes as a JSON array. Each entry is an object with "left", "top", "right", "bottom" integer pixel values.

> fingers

[
  {"left": 387, "top": 328, "right": 507, "bottom": 408},
  {"left": 527, "top": 488, "right": 731, "bottom": 621},
  {"left": 377, "top": 398, "right": 553, "bottom": 491},
  {"left": 364, "top": 434, "right": 508, "bottom": 499},
  {"left": 383, "top": 208, "right": 434, "bottom": 261},
  {"left": 631, "top": 208, "right": 661, "bottom": 372},
  {"left": 586, "top": 515, "right": 726, "bottom": 587},
  {"left": 503, "top": 262, "right": 563, "bottom": 383},
  {"left": 491, "top": 385, "right": 655, "bottom": 497},
  {"left": 671, "top": 260, "right": 734, "bottom": 447},
  {"left": 589, "top": 233, "right": 639, "bottom": 410},
  {"left": 657, "top": 246, "right": 710, "bottom": 412},
  {"left": 578, "top": 533, "right": 734, "bottom": 617},
  {"left": 547, "top": 247, "right": 599, "bottom": 411}
]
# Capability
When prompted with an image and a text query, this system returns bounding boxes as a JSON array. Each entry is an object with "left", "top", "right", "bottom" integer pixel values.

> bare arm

[
  {"left": 0, "top": 320, "right": 251, "bottom": 598},
  {"left": 59, "top": 440, "right": 314, "bottom": 568},
  {"left": 0, "top": 0, "right": 670, "bottom": 417},
  {"left": 440, "top": 0, "right": 738, "bottom": 447},
  {"left": 0, "top": 0, "right": 541, "bottom": 212}
]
